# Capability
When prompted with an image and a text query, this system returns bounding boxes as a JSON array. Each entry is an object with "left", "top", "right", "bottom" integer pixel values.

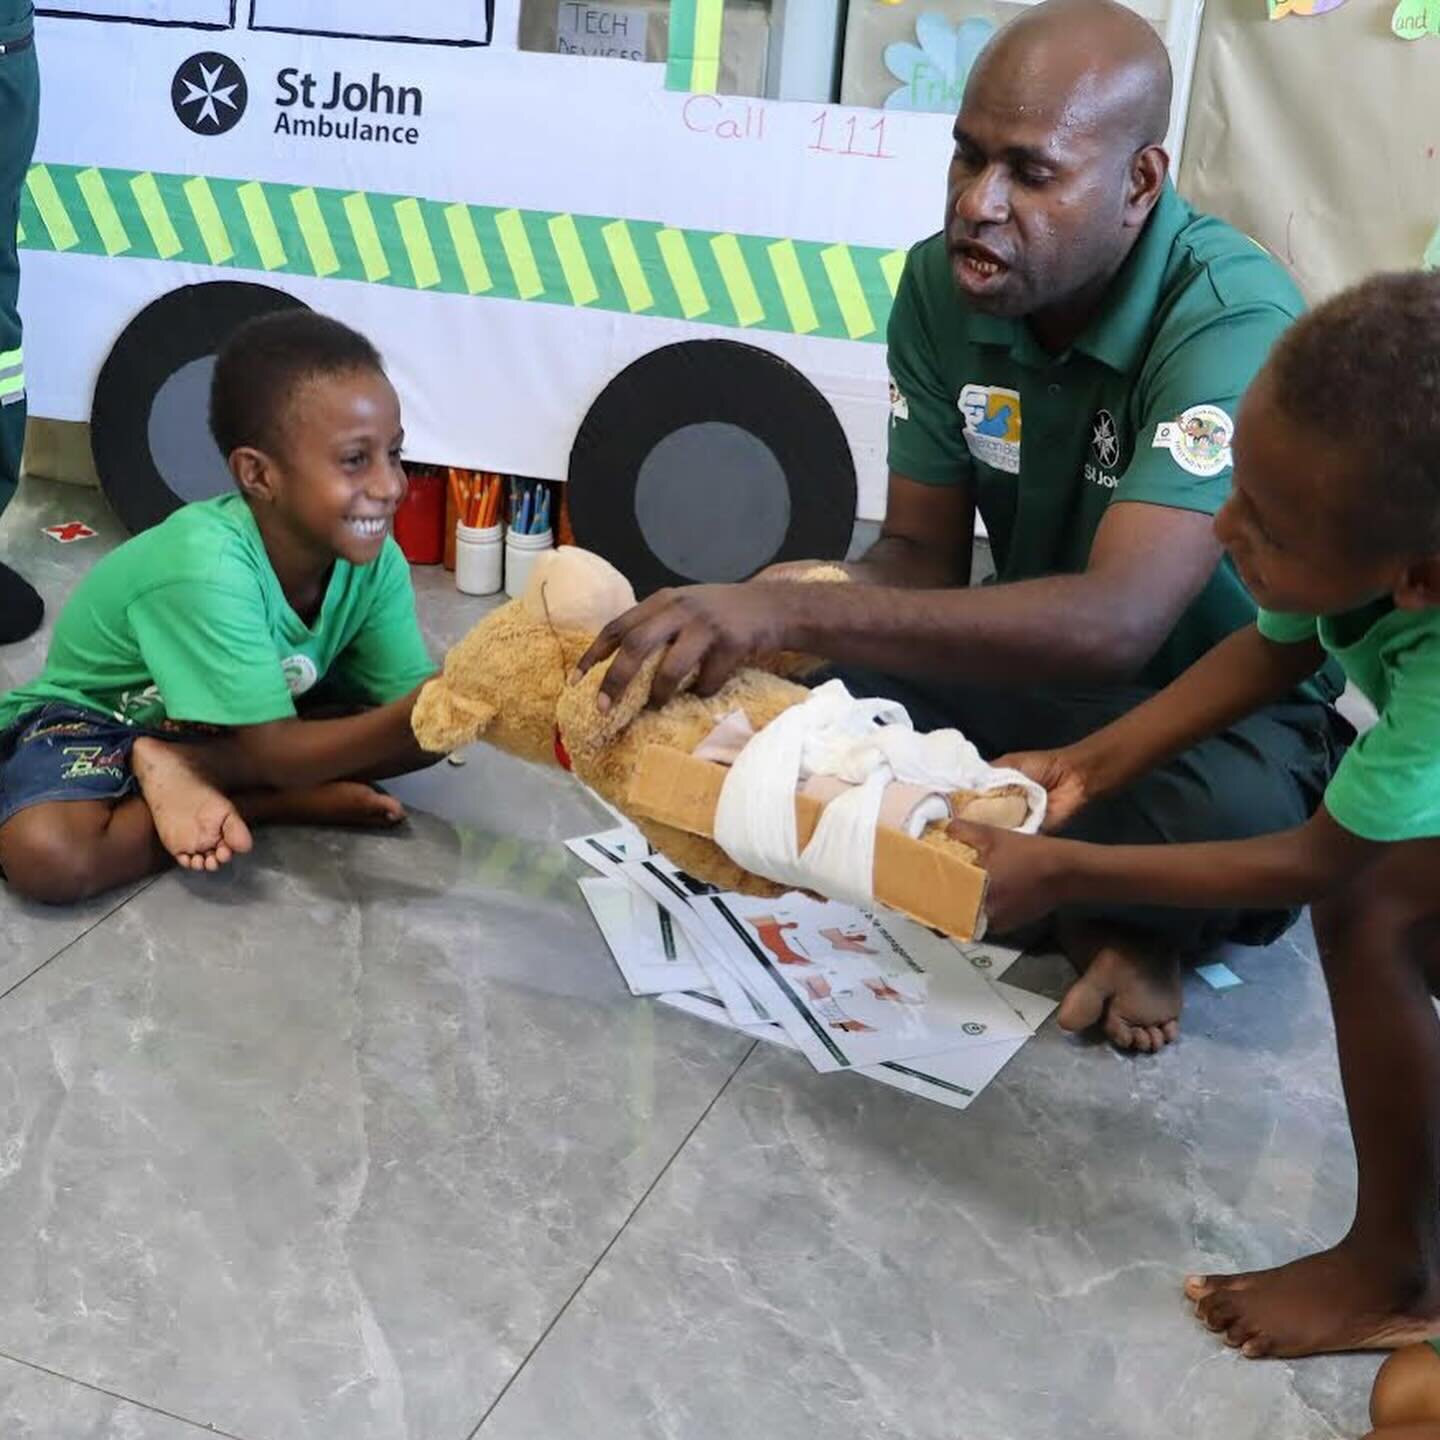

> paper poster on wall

[
  {"left": 1267, "top": 0, "right": 1346, "bottom": 19},
  {"left": 555, "top": 2, "right": 650, "bottom": 59},
  {"left": 883, "top": 12, "right": 995, "bottom": 112},
  {"left": 1391, "top": 0, "right": 1440, "bottom": 37}
]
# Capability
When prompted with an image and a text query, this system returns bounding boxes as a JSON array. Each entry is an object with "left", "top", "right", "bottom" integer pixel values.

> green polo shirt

[{"left": 886, "top": 182, "right": 1339, "bottom": 700}]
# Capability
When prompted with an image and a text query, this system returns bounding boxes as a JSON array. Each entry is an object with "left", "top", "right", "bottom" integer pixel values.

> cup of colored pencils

[
  {"left": 450, "top": 469, "right": 504, "bottom": 533},
  {"left": 507, "top": 478, "right": 553, "bottom": 537},
  {"left": 452, "top": 469, "right": 506, "bottom": 596}
]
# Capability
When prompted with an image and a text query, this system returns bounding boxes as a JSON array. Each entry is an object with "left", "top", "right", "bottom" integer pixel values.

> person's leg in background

[
  {"left": 819, "top": 664, "right": 1349, "bottom": 1052},
  {"left": 0, "top": 16, "right": 43, "bottom": 645}
]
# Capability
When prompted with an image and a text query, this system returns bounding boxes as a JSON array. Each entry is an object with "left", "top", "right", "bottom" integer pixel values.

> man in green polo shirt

[
  {"left": 0, "top": 0, "right": 42, "bottom": 644},
  {"left": 580, "top": 0, "right": 1350, "bottom": 1054}
]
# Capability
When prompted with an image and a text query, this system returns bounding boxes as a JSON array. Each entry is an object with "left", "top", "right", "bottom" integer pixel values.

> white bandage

[{"left": 711, "top": 680, "right": 1046, "bottom": 907}]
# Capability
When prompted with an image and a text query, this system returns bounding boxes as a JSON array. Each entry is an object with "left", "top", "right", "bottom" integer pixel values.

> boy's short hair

[
  {"left": 209, "top": 309, "right": 384, "bottom": 460},
  {"left": 1266, "top": 270, "right": 1440, "bottom": 555}
]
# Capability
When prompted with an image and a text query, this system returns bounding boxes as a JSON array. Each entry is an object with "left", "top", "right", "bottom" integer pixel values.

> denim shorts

[{"left": 0, "top": 703, "right": 149, "bottom": 827}]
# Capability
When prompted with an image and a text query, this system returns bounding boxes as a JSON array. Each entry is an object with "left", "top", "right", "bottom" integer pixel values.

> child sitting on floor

[
  {"left": 947, "top": 271, "right": 1440, "bottom": 1380},
  {"left": 0, "top": 310, "right": 440, "bottom": 903}
]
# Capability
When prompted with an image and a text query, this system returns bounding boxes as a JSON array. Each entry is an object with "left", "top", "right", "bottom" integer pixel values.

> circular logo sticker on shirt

[
  {"left": 1090, "top": 409, "right": 1121, "bottom": 469},
  {"left": 1153, "top": 404, "right": 1234, "bottom": 478},
  {"left": 281, "top": 655, "right": 319, "bottom": 696}
]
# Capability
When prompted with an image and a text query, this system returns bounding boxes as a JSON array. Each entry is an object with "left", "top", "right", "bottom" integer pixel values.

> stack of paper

[{"left": 568, "top": 825, "right": 1057, "bottom": 1111}]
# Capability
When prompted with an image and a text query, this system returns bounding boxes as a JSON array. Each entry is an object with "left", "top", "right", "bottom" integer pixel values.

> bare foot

[
  {"left": 131, "top": 738, "right": 253, "bottom": 872},
  {"left": 1185, "top": 1241, "right": 1440, "bottom": 1359},
  {"left": 242, "top": 782, "right": 406, "bottom": 829},
  {"left": 1056, "top": 918, "right": 1182, "bottom": 1053}
]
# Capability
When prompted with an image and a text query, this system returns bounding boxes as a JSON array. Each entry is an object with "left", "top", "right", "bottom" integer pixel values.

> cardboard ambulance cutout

[{"left": 20, "top": 0, "right": 1203, "bottom": 574}]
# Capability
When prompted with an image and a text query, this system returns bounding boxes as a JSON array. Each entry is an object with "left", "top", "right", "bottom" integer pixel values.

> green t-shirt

[
  {"left": 1258, "top": 603, "right": 1440, "bottom": 842},
  {"left": 886, "top": 181, "right": 1339, "bottom": 701},
  {"left": 0, "top": 494, "right": 435, "bottom": 733}
]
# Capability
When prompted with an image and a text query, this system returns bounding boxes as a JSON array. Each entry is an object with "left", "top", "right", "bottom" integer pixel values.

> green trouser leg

[{"left": 0, "top": 27, "right": 40, "bottom": 518}]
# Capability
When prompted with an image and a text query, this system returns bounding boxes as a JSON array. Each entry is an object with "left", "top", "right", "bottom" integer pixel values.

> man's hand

[
  {"left": 993, "top": 746, "right": 1098, "bottom": 833},
  {"left": 947, "top": 819, "right": 1073, "bottom": 933},
  {"left": 576, "top": 583, "right": 791, "bottom": 713}
]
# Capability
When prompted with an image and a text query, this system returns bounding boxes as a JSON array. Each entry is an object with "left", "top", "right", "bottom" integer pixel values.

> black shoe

[{"left": 0, "top": 561, "right": 43, "bottom": 644}]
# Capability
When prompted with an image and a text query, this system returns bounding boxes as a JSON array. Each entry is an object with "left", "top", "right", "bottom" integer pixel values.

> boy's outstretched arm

[
  {"left": 128, "top": 685, "right": 437, "bottom": 870},
  {"left": 208, "top": 684, "right": 434, "bottom": 791},
  {"left": 1008, "top": 624, "right": 1329, "bottom": 830},
  {"left": 955, "top": 808, "right": 1381, "bottom": 934}
]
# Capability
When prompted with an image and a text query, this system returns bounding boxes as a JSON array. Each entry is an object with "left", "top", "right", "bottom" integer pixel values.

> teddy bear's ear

[{"left": 411, "top": 677, "right": 499, "bottom": 754}]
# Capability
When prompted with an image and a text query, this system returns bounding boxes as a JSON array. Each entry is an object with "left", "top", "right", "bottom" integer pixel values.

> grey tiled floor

[{"left": 0, "top": 479, "right": 1380, "bottom": 1439}]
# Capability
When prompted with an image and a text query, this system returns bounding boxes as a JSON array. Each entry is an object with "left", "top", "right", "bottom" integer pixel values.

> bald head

[
  {"left": 974, "top": 0, "right": 1173, "bottom": 152},
  {"left": 942, "top": 0, "right": 1174, "bottom": 336}
]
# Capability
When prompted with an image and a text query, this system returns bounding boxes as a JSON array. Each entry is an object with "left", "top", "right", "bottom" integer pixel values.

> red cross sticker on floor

[{"left": 43, "top": 520, "right": 98, "bottom": 544}]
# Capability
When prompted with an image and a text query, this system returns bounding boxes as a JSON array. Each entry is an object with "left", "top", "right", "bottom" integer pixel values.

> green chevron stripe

[
  {"left": 602, "top": 220, "right": 653, "bottom": 313},
  {"left": 131, "top": 173, "right": 183, "bottom": 259},
  {"left": 548, "top": 213, "right": 598, "bottom": 307},
  {"left": 16, "top": 161, "right": 903, "bottom": 345},
  {"left": 710, "top": 233, "right": 763, "bottom": 327},
  {"left": 26, "top": 166, "right": 78, "bottom": 251},
  {"left": 657, "top": 227, "right": 708, "bottom": 319},
  {"left": 237, "top": 182, "right": 286, "bottom": 271},
  {"left": 880, "top": 248, "right": 908, "bottom": 296},
  {"left": 443, "top": 203, "right": 493, "bottom": 295},
  {"left": 767, "top": 239, "right": 818, "bottom": 335},
  {"left": 289, "top": 188, "right": 339, "bottom": 277},
  {"left": 820, "top": 244, "right": 875, "bottom": 340},
  {"left": 183, "top": 177, "right": 233, "bottom": 265},
  {"left": 495, "top": 208, "right": 542, "bottom": 299},
  {"left": 394, "top": 197, "right": 439, "bottom": 289},
  {"left": 76, "top": 168, "right": 130, "bottom": 258},
  {"left": 343, "top": 192, "right": 389, "bottom": 282}
]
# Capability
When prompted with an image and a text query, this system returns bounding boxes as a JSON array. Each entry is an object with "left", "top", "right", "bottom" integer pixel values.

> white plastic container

[
  {"left": 455, "top": 521, "right": 503, "bottom": 596},
  {"left": 504, "top": 526, "right": 555, "bottom": 600}
]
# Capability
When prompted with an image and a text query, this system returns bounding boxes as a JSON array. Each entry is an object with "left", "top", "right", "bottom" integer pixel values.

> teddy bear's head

[{"left": 411, "top": 547, "right": 637, "bottom": 765}]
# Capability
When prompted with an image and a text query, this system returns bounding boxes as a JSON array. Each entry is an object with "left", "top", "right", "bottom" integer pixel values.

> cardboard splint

[{"left": 626, "top": 744, "right": 990, "bottom": 942}]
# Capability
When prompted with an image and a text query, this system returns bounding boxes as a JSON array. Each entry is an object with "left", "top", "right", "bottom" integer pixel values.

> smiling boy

[{"left": 0, "top": 310, "right": 439, "bottom": 902}]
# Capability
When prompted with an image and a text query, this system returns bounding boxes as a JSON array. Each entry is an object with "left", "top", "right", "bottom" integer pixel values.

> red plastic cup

[{"left": 393, "top": 467, "right": 446, "bottom": 565}]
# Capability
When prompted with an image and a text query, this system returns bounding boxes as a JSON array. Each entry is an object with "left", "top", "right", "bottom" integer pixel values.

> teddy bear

[{"left": 410, "top": 546, "right": 1033, "bottom": 906}]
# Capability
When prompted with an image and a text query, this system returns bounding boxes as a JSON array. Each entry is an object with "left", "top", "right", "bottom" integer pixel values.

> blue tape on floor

[{"left": 1195, "top": 961, "right": 1243, "bottom": 991}]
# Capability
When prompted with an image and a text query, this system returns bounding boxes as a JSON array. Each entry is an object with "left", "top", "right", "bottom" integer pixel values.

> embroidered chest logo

[
  {"left": 1154, "top": 404, "right": 1234, "bottom": 477},
  {"left": 957, "top": 384, "right": 1022, "bottom": 474},
  {"left": 1086, "top": 409, "right": 1123, "bottom": 490},
  {"left": 1090, "top": 410, "right": 1121, "bottom": 469}
]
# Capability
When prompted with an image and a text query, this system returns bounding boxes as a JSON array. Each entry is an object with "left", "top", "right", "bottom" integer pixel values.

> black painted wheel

[
  {"left": 567, "top": 340, "right": 857, "bottom": 597},
  {"left": 91, "top": 282, "right": 308, "bottom": 534}
]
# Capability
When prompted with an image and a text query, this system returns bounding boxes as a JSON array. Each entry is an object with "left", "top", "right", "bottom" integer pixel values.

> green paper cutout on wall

[
  {"left": 1392, "top": 0, "right": 1440, "bottom": 38},
  {"left": 1424, "top": 223, "right": 1440, "bottom": 271}
]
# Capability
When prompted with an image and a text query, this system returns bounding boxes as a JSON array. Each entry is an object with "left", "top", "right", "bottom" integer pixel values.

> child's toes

[{"left": 1104, "top": 1012, "right": 1138, "bottom": 1050}]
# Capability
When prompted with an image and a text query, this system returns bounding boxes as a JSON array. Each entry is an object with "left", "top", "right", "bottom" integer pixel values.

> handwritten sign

[
  {"left": 556, "top": 3, "right": 650, "bottom": 61},
  {"left": 1392, "top": 0, "right": 1440, "bottom": 36}
]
